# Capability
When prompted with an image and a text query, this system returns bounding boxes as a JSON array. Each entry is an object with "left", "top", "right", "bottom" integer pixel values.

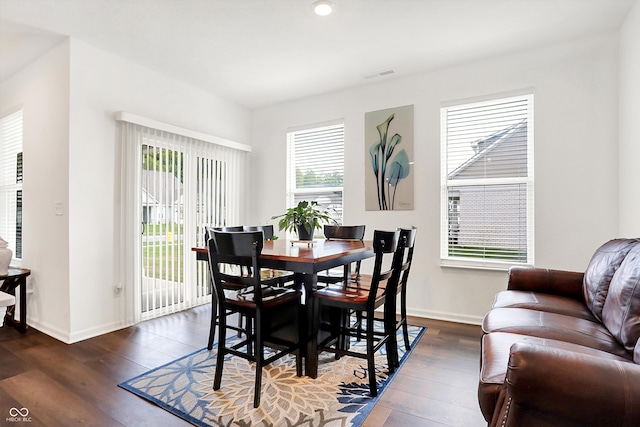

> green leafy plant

[{"left": 271, "top": 201, "right": 334, "bottom": 239}]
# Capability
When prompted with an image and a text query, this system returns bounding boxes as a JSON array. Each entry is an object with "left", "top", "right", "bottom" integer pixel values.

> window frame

[{"left": 440, "top": 93, "right": 534, "bottom": 270}]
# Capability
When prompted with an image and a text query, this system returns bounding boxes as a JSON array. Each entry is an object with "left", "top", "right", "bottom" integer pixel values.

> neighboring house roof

[
  {"left": 448, "top": 119, "right": 528, "bottom": 180},
  {"left": 141, "top": 170, "right": 184, "bottom": 205},
  {"left": 142, "top": 188, "right": 158, "bottom": 204}
]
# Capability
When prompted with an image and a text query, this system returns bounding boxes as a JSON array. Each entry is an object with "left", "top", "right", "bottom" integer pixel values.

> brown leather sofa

[{"left": 479, "top": 238, "right": 640, "bottom": 427}]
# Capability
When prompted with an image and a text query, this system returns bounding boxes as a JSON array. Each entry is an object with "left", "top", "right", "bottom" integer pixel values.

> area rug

[{"left": 119, "top": 323, "right": 425, "bottom": 427}]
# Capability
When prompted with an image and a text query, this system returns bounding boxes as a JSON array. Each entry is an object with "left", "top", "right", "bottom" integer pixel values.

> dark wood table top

[
  {"left": 193, "top": 239, "right": 373, "bottom": 273},
  {"left": 0, "top": 267, "right": 31, "bottom": 279}
]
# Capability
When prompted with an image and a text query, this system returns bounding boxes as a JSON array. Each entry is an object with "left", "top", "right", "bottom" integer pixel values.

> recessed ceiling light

[{"left": 313, "top": 0, "right": 333, "bottom": 16}]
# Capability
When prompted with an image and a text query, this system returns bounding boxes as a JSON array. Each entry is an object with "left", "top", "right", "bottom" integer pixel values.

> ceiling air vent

[{"left": 363, "top": 69, "right": 396, "bottom": 80}]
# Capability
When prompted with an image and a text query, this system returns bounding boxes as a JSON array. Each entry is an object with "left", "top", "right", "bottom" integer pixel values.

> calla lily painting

[{"left": 365, "top": 105, "right": 414, "bottom": 210}]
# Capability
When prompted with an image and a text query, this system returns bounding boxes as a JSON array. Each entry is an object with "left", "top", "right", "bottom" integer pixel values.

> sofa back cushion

[
  {"left": 583, "top": 239, "right": 639, "bottom": 321},
  {"left": 602, "top": 242, "right": 640, "bottom": 353}
]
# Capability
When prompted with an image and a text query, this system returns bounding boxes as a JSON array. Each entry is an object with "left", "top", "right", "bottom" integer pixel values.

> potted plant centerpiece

[{"left": 271, "top": 201, "right": 334, "bottom": 241}]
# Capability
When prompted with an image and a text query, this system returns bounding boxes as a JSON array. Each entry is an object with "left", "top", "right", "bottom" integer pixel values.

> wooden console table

[{"left": 0, "top": 267, "right": 31, "bottom": 333}]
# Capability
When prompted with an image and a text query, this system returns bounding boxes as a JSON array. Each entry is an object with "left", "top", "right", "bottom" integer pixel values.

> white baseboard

[
  {"left": 68, "top": 320, "right": 133, "bottom": 343},
  {"left": 26, "top": 318, "right": 134, "bottom": 344},
  {"left": 25, "top": 318, "right": 72, "bottom": 343},
  {"left": 407, "top": 308, "right": 484, "bottom": 326}
]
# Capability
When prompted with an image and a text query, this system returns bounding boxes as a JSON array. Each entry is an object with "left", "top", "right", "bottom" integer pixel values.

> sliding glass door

[
  {"left": 140, "top": 143, "right": 186, "bottom": 315},
  {"left": 119, "top": 117, "right": 249, "bottom": 322}
]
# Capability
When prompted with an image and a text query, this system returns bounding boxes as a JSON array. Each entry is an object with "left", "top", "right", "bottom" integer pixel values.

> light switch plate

[{"left": 54, "top": 201, "right": 63, "bottom": 216}]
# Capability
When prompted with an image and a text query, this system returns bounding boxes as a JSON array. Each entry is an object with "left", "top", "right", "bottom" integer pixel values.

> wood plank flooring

[{"left": 0, "top": 306, "right": 486, "bottom": 426}]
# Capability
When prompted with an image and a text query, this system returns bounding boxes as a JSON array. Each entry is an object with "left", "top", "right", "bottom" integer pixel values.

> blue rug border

[
  {"left": 118, "top": 346, "right": 214, "bottom": 427},
  {"left": 118, "top": 325, "right": 427, "bottom": 427}
]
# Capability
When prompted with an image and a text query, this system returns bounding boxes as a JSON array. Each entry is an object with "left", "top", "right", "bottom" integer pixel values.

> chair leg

[
  {"left": 355, "top": 311, "right": 364, "bottom": 341},
  {"left": 208, "top": 295, "right": 218, "bottom": 350},
  {"left": 366, "top": 311, "right": 378, "bottom": 397},
  {"left": 401, "top": 289, "right": 410, "bottom": 351},
  {"left": 332, "top": 308, "right": 346, "bottom": 359},
  {"left": 295, "top": 349, "right": 302, "bottom": 377},
  {"left": 237, "top": 314, "right": 243, "bottom": 338},
  {"left": 339, "top": 309, "right": 351, "bottom": 353},
  {"left": 384, "top": 307, "right": 397, "bottom": 372},
  {"left": 253, "top": 313, "right": 263, "bottom": 408},
  {"left": 213, "top": 315, "right": 227, "bottom": 390}
]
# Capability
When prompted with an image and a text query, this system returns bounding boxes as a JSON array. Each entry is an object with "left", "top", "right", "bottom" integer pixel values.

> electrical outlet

[{"left": 114, "top": 283, "right": 124, "bottom": 295}]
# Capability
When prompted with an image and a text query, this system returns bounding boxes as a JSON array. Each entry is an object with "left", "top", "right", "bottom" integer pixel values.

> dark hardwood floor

[{"left": 0, "top": 306, "right": 486, "bottom": 426}]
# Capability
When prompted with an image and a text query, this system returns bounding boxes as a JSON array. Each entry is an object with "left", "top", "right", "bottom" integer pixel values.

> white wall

[
  {"left": 619, "top": 0, "right": 640, "bottom": 237},
  {"left": 1, "top": 38, "right": 251, "bottom": 343},
  {"left": 251, "top": 32, "right": 621, "bottom": 324},
  {"left": 66, "top": 39, "right": 251, "bottom": 342},
  {"left": 0, "top": 40, "right": 71, "bottom": 338}
]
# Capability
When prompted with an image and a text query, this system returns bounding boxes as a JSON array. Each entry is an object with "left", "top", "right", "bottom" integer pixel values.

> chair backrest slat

[
  {"left": 367, "top": 230, "right": 400, "bottom": 303},
  {"left": 398, "top": 227, "right": 417, "bottom": 280},
  {"left": 324, "top": 225, "right": 365, "bottom": 240},
  {"left": 243, "top": 225, "right": 275, "bottom": 240}
]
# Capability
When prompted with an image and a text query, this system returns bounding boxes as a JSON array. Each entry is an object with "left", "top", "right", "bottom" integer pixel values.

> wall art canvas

[{"left": 365, "top": 104, "right": 414, "bottom": 210}]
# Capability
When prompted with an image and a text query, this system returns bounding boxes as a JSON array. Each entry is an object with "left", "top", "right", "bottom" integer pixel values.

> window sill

[{"left": 440, "top": 258, "right": 532, "bottom": 272}]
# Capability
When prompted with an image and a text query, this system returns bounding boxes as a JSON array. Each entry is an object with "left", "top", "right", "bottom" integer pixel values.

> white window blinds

[
  {"left": 0, "top": 108, "right": 23, "bottom": 261},
  {"left": 441, "top": 94, "right": 534, "bottom": 269},
  {"left": 287, "top": 122, "right": 344, "bottom": 226}
]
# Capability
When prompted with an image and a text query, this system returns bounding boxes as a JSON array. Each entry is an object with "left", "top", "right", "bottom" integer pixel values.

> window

[
  {"left": 441, "top": 94, "right": 534, "bottom": 269},
  {"left": 0, "top": 108, "right": 23, "bottom": 262},
  {"left": 286, "top": 122, "right": 344, "bottom": 232}
]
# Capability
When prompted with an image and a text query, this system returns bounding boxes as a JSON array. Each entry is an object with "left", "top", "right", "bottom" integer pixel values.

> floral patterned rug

[{"left": 119, "top": 324, "right": 425, "bottom": 427}]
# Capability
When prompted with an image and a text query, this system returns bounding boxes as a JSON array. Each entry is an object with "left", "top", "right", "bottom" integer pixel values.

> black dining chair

[
  {"left": 208, "top": 231, "right": 303, "bottom": 408},
  {"left": 318, "top": 225, "right": 366, "bottom": 285},
  {"left": 204, "top": 225, "right": 247, "bottom": 348},
  {"left": 387, "top": 227, "right": 417, "bottom": 367},
  {"left": 312, "top": 229, "right": 401, "bottom": 397},
  {"left": 351, "top": 227, "right": 416, "bottom": 356}
]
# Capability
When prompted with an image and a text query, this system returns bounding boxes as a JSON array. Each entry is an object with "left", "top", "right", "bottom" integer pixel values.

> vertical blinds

[
  {"left": 0, "top": 109, "right": 23, "bottom": 259},
  {"left": 287, "top": 122, "right": 344, "bottom": 225},
  {"left": 442, "top": 95, "right": 533, "bottom": 267},
  {"left": 120, "top": 118, "right": 249, "bottom": 321}
]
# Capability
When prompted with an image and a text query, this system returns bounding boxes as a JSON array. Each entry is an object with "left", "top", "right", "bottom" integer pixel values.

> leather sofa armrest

[
  {"left": 501, "top": 343, "right": 640, "bottom": 427},
  {"left": 507, "top": 266, "right": 584, "bottom": 300}
]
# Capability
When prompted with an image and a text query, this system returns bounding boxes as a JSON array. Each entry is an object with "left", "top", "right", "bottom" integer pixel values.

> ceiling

[{"left": 0, "top": 0, "right": 635, "bottom": 109}]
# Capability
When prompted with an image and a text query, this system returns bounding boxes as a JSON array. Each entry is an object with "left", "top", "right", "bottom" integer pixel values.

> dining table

[{"left": 193, "top": 238, "right": 374, "bottom": 378}]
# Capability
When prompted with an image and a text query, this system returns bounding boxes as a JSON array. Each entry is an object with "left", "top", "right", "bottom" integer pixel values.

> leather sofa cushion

[
  {"left": 583, "top": 238, "right": 639, "bottom": 321},
  {"left": 479, "top": 332, "right": 630, "bottom": 421},
  {"left": 482, "top": 307, "right": 630, "bottom": 358},
  {"left": 492, "top": 290, "right": 596, "bottom": 321},
  {"left": 602, "top": 242, "right": 640, "bottom": 353}
]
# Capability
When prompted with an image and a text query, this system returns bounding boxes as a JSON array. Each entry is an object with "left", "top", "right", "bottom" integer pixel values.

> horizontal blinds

[
  {"left": 287, "top": 122, "right": 344, "bottom": 226},
  {"left": 446, "top": 97, "right": 529, "bottom": 180},
  {"left": 442, "top": 95, "right": 533, "bottom": 266},
  {"left": 0, "top": 109, "right": 23, "bottom": 259},
  {"left": 292, "top": 123, "right": 344, "bottom": 189}
]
